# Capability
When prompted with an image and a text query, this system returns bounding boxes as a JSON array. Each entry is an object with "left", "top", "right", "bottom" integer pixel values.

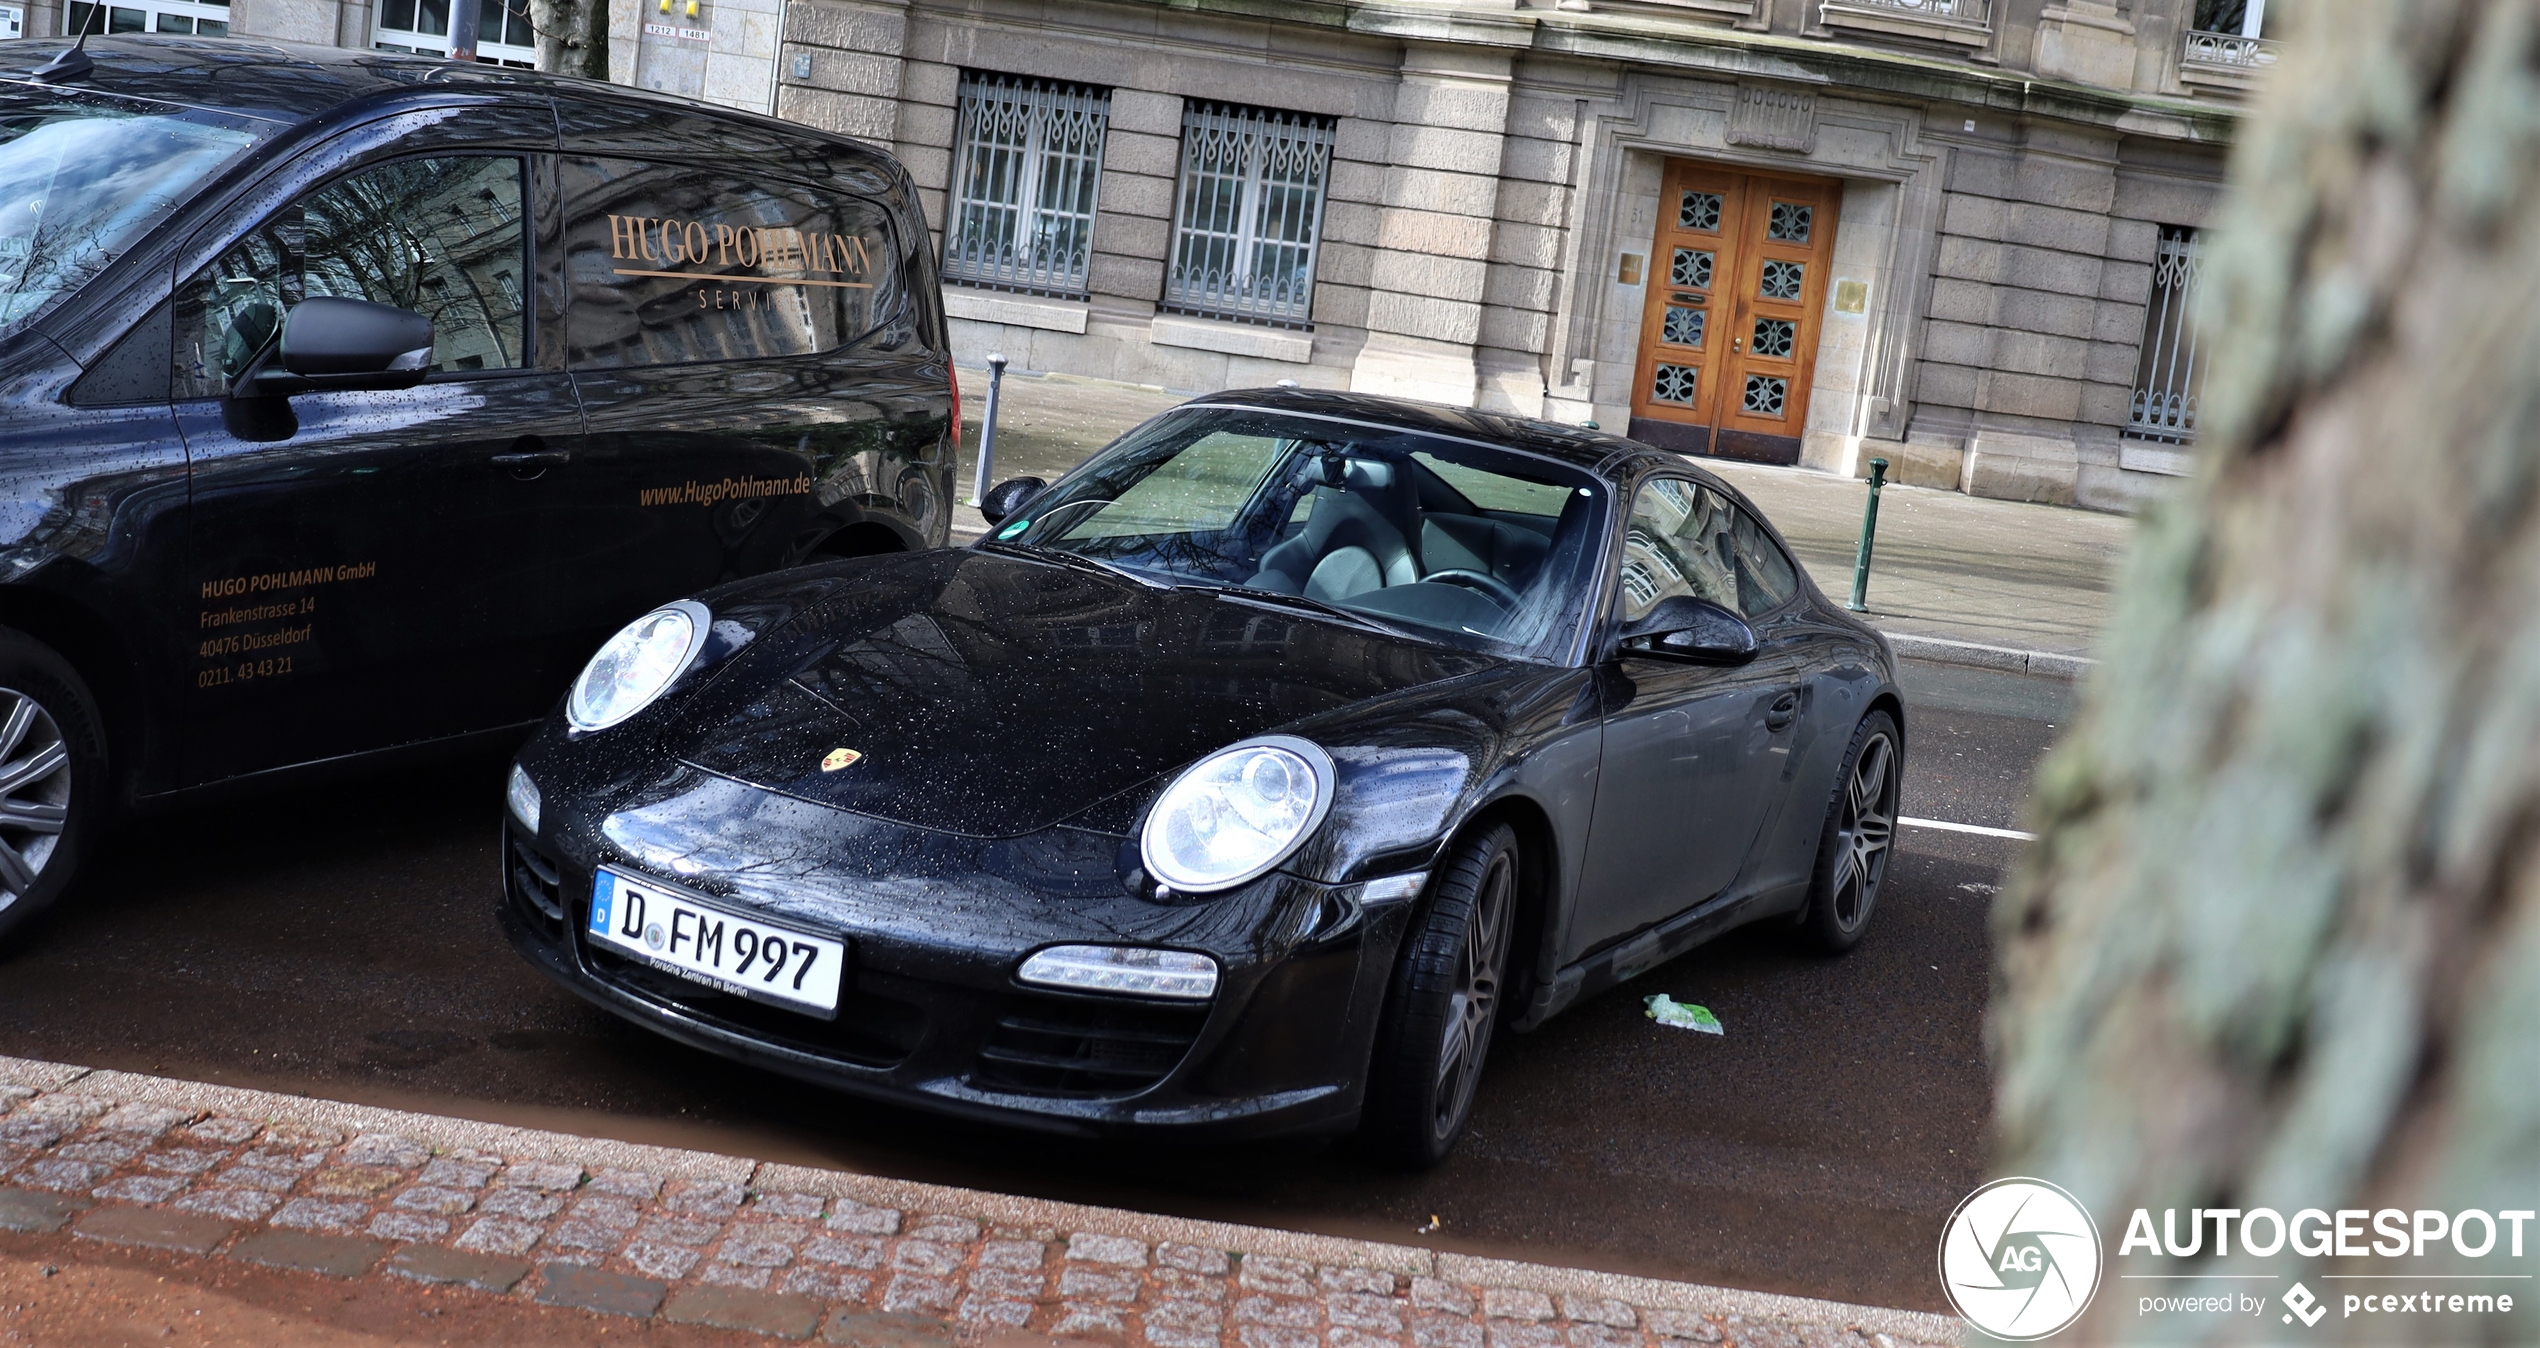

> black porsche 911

[{"left": 500, "top": 388, "right": 1904, "bottom": 1164}]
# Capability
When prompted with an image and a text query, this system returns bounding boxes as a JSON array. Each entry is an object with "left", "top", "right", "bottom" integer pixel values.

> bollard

[
  {"left": 969, "top": 353, "right": 1007, "bottom": 507},
  {"left": 1846, "top": 456, "right": 1889, "bottom": 613}
]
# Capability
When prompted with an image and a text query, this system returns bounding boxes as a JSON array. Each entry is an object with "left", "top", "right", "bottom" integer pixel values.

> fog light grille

[{"left": 970, "top": 993, "right": 1208, "bottom": 1097}]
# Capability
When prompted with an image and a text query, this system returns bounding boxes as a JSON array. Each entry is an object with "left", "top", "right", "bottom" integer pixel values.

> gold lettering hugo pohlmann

[{"left": 606, "top": 214, "right": 873, "bottom": 278}]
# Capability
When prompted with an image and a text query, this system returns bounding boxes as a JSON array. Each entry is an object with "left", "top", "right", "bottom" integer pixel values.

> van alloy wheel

[{"left": 0, "top": 688, "right": 72, "bottom": 911}]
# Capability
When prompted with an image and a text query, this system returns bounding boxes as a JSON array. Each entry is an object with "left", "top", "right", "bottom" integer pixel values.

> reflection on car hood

[{"left": 671, "top": 549, "right": 1500, "bottom": 837}]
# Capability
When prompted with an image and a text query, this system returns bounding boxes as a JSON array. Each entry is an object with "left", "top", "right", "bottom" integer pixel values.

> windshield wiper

[
  {"left": 1204, "top": 585, "right": 1422, "bottom": 640},
  {"left": 980, "top": 540, "right": 1171, "bottom": 590}
]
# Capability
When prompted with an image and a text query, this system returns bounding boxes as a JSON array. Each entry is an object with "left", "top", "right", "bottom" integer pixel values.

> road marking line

[{"left": 1900, "top": 816, "right": 2036, "bottom": 842}]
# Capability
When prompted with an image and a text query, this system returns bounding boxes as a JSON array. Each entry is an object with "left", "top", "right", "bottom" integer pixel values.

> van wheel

[
  {"left": 0, "top": 628, "right": 106, "bottom": 949},
  {"left": 1359, "top": 822, "right": 1518, "bottom": 1169}
]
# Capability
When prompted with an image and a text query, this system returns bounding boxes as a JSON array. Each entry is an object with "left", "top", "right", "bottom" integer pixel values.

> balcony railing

[{"left": 2182, "top": 28, "right": 2280, "bottom": 68}]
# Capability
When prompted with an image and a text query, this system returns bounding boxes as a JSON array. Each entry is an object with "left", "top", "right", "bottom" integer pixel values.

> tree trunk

[
  {"left": 1992, "top": 1, "right": 2540, "bottom": 1343},
  {"left": 532, "top": 0, "right": 610, "bottom": 81}
]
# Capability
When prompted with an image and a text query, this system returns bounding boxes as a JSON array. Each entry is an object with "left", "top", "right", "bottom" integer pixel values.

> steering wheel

[{"left": 1423, "top": 569, "right": 1522, "bottom": 610}]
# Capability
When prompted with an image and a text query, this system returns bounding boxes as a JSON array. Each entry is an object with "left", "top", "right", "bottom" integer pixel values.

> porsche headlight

[
  {"left": 1140, "top": 735, "right": 1334, "bottom": 893},
  {"left": 566, "top": 600, "right": 711, "bottom": 733}
]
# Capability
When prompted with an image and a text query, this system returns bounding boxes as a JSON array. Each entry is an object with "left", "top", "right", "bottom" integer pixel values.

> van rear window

[
  {"left": 561, "top": 156, "right": 901, "bottom": 368},
  {"left": 0, "top": 93, "right": 260, "bottom": 332}
]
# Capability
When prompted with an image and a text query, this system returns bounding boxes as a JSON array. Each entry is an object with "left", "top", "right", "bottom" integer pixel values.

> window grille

[
  {"left": 2127, "top": 225, "right": 2204, "bottom": 444},
  {"left": 943, "top": 73, "right": 1110, "bottom": 300},
  {"left": 1162, "top": 102, "right": 1335, "bottom": 329}
]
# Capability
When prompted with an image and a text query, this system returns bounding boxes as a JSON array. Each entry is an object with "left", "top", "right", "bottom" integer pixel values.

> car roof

[
  {"left": 0, "top": 35, "right": 872, "bottom": 150},
  {"left": 1183, "top": 386, "right": 1697, "bottom": 483}
]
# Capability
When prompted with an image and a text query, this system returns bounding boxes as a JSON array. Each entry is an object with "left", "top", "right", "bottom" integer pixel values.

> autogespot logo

[{"left": 1940, "top": 1178, "right": 2104, "bottom": 1340}]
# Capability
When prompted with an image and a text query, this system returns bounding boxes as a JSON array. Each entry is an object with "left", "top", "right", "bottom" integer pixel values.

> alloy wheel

[
  {"left": 0, "top": 687, "right": 72, "bottom": 912},
  {"left": 1829, "top": 731, "right": 1895, "bottom": 931},
  {"left": 1432, "top": 847, "right": 1515, "bottom": 1137}
]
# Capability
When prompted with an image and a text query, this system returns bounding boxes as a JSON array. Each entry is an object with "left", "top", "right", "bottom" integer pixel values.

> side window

[
  {"left": 1616, "top": 477, "right": 1740, "bottom": 623},
  {"left": 560, "top": 156, "right": 902, "bottom": 369},
  {"left": 174, "top": 155, "right": 527, "bottom": 399},
  {"left": 1725, "top": 504, "right": 1800, "bottom": 616}
]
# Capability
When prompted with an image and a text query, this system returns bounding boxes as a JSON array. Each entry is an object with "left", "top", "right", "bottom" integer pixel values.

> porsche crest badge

[{"left": 821, "top": 748, "right": 862, "bottom": 772}]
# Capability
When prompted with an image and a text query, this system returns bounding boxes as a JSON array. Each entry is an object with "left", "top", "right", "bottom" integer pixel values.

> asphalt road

[{"left": 0, "top": 656, "right": 2069, "bottom": 1315}]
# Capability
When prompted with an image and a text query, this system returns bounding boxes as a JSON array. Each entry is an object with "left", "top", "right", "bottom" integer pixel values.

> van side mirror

[
  {"left": 234, "top": 296, "right": 433, "bottom": 398},
  {"left": 979, "top": 476, "right": 1047, "bottom": 527},
  {"left": 1616, "top": 595, "right": 1757, "bottom": 665}
]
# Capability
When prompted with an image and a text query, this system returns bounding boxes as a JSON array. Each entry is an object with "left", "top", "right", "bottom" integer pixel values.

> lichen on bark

[{"left": 1991, "top": 1, "right": 2540, "bottom": 1343}]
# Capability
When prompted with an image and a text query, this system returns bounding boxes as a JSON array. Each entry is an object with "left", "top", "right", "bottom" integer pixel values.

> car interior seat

[{"left": 1248, "top": 457, "right": 1424, "bottom": 602}]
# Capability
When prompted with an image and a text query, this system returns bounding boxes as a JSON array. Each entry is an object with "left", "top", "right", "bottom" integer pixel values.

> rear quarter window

[{"left": 561, "top": 155, "right": 901, "bottom": 368}]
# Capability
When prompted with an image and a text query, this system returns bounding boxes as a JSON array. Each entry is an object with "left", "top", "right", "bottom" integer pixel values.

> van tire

[{"left": 0, "top": 627, "right": 107, "bottom": 950}]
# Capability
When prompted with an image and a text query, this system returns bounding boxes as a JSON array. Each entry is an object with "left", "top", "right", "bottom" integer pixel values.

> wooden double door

[{"left": 1628, "top": 162, "right": 1840, "bottom": 465}]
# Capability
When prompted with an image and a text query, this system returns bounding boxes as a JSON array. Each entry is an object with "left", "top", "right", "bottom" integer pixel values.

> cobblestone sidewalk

[{"left": 0, "top": 1057, "right": 1958, "bottom": 1348}]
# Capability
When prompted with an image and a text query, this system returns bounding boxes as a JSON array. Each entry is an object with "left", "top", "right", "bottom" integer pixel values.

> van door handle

[
  {"left": 491, "top": 449, "right": 570, "bottom": 467},
  {"left": 1765, "top": 691, "right": 1800, "bottom": 730}
]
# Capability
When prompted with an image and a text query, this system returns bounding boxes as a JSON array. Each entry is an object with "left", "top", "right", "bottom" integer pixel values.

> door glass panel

[
  {"left": 1678, "top": 190, "right": 1722, "bottom": 232},
  {"left": 1725, "top": 504, "right": 1799, "bottom": 616},
  {"left": 1617, "top": 478, "right": 1739, "bottom": 621},
  {"left": 1741, "top": 374, "right": 1787, "bottom": 417},
  {"left": 1661, "top": 305, "right": 1704, "bottom": 348},
  {"left": 1759, "top": 259, "right": 1803, "bottom": 301},
  {"left": 300, "top": 156, "right": 527, "bottom": 374},
  {"left": 1669, "top": 247, "right": 1712, "bottom": 290},
  {"left": 1767, "top": 201, "right": 1812, "bottom": 242},
  {"left": 1750, "top": 317, "right": 1794, "bottom": 357},
  {"left": 1650, "top": 363, "right": 1698, "bottom": 406}
]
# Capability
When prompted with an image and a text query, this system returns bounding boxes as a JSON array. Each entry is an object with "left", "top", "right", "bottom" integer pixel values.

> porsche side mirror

[
  {"left": 979, "top": 476, "right": 1047, "bottom": 527},
  {"left": 1617, "top": 595, "right": 1757, "bottom": 665},
  {"left": 234, "top": 296, "right": 433, "bottom": 398}
]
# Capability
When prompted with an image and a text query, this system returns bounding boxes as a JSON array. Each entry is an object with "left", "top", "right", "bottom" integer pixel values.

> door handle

[
  {"left": 1765, "top": 691, "right": 1800, "bottom": 730},
  {"left": 491, "top": 449, "right": 570, "bottom": 467}
]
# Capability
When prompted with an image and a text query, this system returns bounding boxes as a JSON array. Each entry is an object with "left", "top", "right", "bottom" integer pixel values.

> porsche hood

[{"left": 664, "top": 549, "right": 1499, "bottom": 838}]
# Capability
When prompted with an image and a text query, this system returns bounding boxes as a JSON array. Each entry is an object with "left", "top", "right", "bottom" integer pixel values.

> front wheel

[
  {"left": 0, "top": 627, "right": 104, "bottom": 950},
  {"left": 1359, "top": 822, "right": 1519, "bottom": 1168},
  {"left": 1797, "top": 710, "right": 1900, "bottom": 955}
]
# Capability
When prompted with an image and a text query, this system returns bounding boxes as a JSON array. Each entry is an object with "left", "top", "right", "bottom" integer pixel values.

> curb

[
  {"left": 1880, "top": 631, "right": 2092, "bottom": 680},
  {"left": 0, "top": 1055, "right": 1963, "bottom": 1347}
]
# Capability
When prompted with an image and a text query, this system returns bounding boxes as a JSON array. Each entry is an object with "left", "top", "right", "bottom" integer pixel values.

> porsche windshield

[
  {"left": 989, "top": 407, "right": 1609, "bottom": 658},
  {"left": 0, "top": 90, "right": 263, "bottom": 330}
]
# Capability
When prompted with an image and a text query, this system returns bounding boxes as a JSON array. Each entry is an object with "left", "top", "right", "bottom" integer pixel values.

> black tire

[
  {"left": 1797, "top": 710, "right": 1900, "bottom": 955},
  {"left": 0, "top": 627, "right": 106, "bottom": 951},
  {"left": 1359, "top": 822, "right": 1519, "bottom": 1168}
]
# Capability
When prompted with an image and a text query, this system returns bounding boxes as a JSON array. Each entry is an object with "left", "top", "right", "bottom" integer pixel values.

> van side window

[
  {"left": 174, "top": 155, "right": 527, "bottom": 399},
  {"left": 560, "top": 156, "right": 901, "bottom": 369}
]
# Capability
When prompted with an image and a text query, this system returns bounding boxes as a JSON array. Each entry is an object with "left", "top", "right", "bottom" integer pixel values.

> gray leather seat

[{"left": 1249, "top": 459, "right": 1424, "bottom": 602}]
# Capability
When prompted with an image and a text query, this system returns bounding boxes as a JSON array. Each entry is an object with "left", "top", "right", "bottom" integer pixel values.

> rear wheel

[
  {"left": 1360, "top": 822, "right": 1518, "bottom": 1168},
  {"left": 0, "top": 627, "right": 105, "bottom": 950},
  {"left": 1797, "top": 711, "right": 1899, "bottom": 954}
]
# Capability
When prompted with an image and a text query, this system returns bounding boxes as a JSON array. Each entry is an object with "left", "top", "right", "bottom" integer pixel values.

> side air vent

[{"left": 970, "top": 993, "right": 1208, "bottom": 1097}]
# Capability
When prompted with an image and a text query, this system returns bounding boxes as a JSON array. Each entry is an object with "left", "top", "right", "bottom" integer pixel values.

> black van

[{"left": 0, "top": 36, "right": 956, "bottom": 942}]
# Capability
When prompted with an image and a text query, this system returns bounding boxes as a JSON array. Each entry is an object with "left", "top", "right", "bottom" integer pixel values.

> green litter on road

[{"left": 1645, "top": 994, "right": 1722, "bottom": 1034}]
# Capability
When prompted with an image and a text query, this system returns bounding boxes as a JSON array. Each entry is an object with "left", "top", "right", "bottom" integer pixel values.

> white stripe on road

[{"left": 1900, "top": 816, "right": 2037, "bottom": 842}]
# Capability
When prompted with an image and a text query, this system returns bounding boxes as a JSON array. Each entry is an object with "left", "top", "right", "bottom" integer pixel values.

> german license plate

[{"left": 587, "top": 867, "right": 844, "bottom": 1018}]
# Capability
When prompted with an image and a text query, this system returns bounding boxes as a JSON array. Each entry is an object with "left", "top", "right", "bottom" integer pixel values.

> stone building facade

[{"left": 7, "top": 0, "right": 2282, "bottom": 508}]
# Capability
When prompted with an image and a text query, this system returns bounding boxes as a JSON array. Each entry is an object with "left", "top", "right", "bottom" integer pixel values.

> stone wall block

[
  {"left": 1914, "top": 360, "right": 1980, "bottom": 410},
  {"left": 1391, "top": 80, "right": 1512, "bottom": 135},
  {"left": 2077, "top": 381, "right": 2135, "bottom": 427},
  {"left": 899, "top": 144, "right": 950, "bottom": 193},
  {"left": 1991, "top": 330, "right": 2092, "bottom": 378},
  {"left": 1103, "top": 129, "right": 1183, "bottom": 180},
  {"left": 1108, "top": 89, "right": 1186, "bottom": 138},
  {"left": 1490, "top": 178, "right": 1564, "bottom": 230},
  {"left": 1366, "top": 291, "right": 1483, "bottom": 346},
  {"left": 895, "top": 101, "right": 956, "bottom": 152},
  {"left": 1940, "top": 193, "right": 2007, "bottom": 242},
  {"left": 1088, "top": 253, "right": 1165, "bottom": 303},
  {"left": 1334, "top": 117, "right": 1392, "bottom": 165},
  {"left": 1934, "top": 235, "right": 2007, "bottom": 286},
  {"left": 2083, "top": 340, "right": 2141, "bottom": 386},
  {"left": 2110, "top": 172, "right": 2223, "bottom": 227},
  {"left": 1321, "top": 201, "right": 1384, "bottom": 249},
  {"left": 1502, "top": 93, "right": 1578, "bottom": 143},
  {"left": 1381, "top": 168, "right": 1502, "bottom": 222},
  {"left": 1327, "top": 160, "right": 1390, "bottom": 207},
  {"left": 781, "top": 0, "right": 904, "bottom": 53},
  {"left": 1482, "top": 263, "right": 1555, "bottom": 314},
  {"left": 1919, "top": 319, "right": 1994, "bottom": 369},
  {"left": 2091, "top": 299, "right": 2149, "bottom": 346},
  {"left": 796, "top": 50, "right": 901, "bottom": 99},
  {"left": 1372, "top": 211, "right": 1494, "bottom": 258},
  {"left": 1990, "top": 287, "right": 2098, "bottom": 340},
  {"left": 1316, "top": 241, "right": 1374, "bottom": 289},
  {"left": 900, "top": 59, "right": 958, "bottom": 107},
  {"left": 2105, "top": 217, "right": 2160, "bottom": 264},
  {"left": 1976, "top": 370, "right": 2085, "bottom": 421},
  {"left": 1498, "top": 134, "right": 1570, "bottom": 188},
  {"left": 2001, "top": 245, "right": 2104, "bottom": 295},
  {"left": 1391, "top": 125, "right": 1509, "bottom": 178},
  {"left": 1311, "top": 282, "right": 1372, "bottom": 330},
  {"left": 1096, "top": 173, "right": 1176, "bottom": 221},
  {"left": 1926, "top": 277, "right": 1998, "bottom": 326},
  {"left": 2097, "top": 259, "right": 2153, "bottom": 305},
  {"left": 1368, "top": 251, "right": 1489, "bottom": 305},
  {"left": 1092, "top": 212, "right": 1171, "bottom": 259},
  {"left": 1479, "top": 305, "right": 1548, "bottom": 353},
  {"left": 1488, "top": 220, "right": 1562, "bottom": 272},
  {"left": 1943, "top": 146, "right": 2014, "bottom": 200},
  {"left": 2004, "top": 202, "right": 2112, "bottom": 255},
  {"left": 777, "top": 88, "right": 898, "bottom": 142},
  {"left": 2008, "top": 156, "right": 2116, "bottom": 214}
]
